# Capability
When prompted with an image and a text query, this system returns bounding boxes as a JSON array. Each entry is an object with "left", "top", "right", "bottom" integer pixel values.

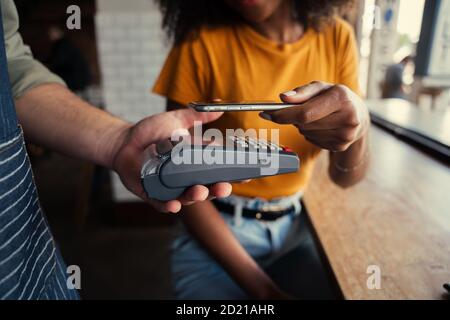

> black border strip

[{"left": 370, "top": 112, "right": 450, "bottom": 164}]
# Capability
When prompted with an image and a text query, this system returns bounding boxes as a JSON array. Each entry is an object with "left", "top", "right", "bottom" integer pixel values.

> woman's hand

[{"left": 259, "top": 81, "right": 370, "bottom": 152}]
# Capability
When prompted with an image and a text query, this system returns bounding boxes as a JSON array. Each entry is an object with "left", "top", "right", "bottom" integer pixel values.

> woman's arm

[
  {"left": 328, "top": 127, "right": 369, "bottom": 188},
  {"left": 181, "top": 201, "right": 287, "bottom": 299}
]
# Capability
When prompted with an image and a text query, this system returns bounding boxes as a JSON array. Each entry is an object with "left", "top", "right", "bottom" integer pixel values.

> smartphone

[{"left": 188, "top": 101, "right": 298, "bottom": 112}]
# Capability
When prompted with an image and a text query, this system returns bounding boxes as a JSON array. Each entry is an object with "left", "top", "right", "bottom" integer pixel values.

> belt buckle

[
  {"left": 254, "top": 204, "right": 290, "bottom": 221},
  {"left": 260, "top": 204, "right": 285, "bottom": 212}
]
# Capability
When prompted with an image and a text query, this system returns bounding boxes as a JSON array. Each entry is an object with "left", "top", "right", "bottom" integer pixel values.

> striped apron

[{"left": 0, "top": 4, "right": 78, "bottom": 300}]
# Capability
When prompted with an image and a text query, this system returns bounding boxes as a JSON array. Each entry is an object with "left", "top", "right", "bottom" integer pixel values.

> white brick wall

[{"left": 96, "top": 0, "right": 169, "bottom": 201}]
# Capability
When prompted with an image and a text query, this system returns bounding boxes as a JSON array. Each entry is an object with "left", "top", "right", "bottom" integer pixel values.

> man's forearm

[{"left": 14, "top": 83, "right": 131, "bottom": 168}]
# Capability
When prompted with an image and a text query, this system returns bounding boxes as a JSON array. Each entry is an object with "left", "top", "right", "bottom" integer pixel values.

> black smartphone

[{"left": 188, "top": 101, "right": 298, "bottom": 112}]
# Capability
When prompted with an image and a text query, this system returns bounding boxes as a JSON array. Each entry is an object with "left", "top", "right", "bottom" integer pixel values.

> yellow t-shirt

[{"left": 153, "top": 17, "right": 360, "bottom": 200}]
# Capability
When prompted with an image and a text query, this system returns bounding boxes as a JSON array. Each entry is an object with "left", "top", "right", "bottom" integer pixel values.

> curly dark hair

[{"left": 156, "top": 0, "right": 354, "bottom": 44}]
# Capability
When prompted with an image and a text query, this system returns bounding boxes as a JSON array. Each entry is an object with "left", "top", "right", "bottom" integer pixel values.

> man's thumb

[
  {"left": 173, "top": 108, "right": 223, "bottom": 129},
  {"left": 132, "top": 109, "right": 223, "bottom": 150}
]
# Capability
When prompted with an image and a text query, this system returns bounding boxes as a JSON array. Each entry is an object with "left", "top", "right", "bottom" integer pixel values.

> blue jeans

[
  {"left": 171, "top": 205, "right": 326, "bottom": 300},
  {"left": 171, "top": 200, "right": 340, "bottom": 300}
]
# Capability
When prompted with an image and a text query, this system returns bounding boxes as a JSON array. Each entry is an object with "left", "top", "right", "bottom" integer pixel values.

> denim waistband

[{"left": 216, "top": 192, "right": 303, "bottom": 226}]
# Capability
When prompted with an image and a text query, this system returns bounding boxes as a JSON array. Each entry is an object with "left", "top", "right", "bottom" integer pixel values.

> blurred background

[{"left": 13, "top": 0, "right": 450, "bottom": 299}]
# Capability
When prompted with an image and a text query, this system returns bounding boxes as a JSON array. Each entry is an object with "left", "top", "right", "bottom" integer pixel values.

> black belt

[{"left": 213, "top": 200, "right": 296, "bottom": 221}]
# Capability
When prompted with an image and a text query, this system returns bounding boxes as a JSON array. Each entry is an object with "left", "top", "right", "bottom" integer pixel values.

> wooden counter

[{"left": 304, "top": 126, "right": 450, "bottom": 300}]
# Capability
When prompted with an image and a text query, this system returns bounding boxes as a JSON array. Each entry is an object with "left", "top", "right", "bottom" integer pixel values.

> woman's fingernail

[
  {"left": 259, "top": 112, "right": 272, "bottom": 121},
  {"left": 282, "top": 90, "right": 297, "bottom": 97}
]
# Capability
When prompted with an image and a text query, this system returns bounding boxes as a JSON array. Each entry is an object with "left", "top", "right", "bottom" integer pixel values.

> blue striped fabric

[{"left": 0, "top": 1, "right": 79, "bottom": 300}]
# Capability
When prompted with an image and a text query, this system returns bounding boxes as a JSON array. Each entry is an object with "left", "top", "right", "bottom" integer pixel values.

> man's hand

[
  {"left": 109, "top": 109, "right": 232, "bottom": 213},
  {"left": 16, "top": 84, "right": 230, "bottom": 214},
  {"left": 259, "top": 81, "right": 370, "bottom": 152}
]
